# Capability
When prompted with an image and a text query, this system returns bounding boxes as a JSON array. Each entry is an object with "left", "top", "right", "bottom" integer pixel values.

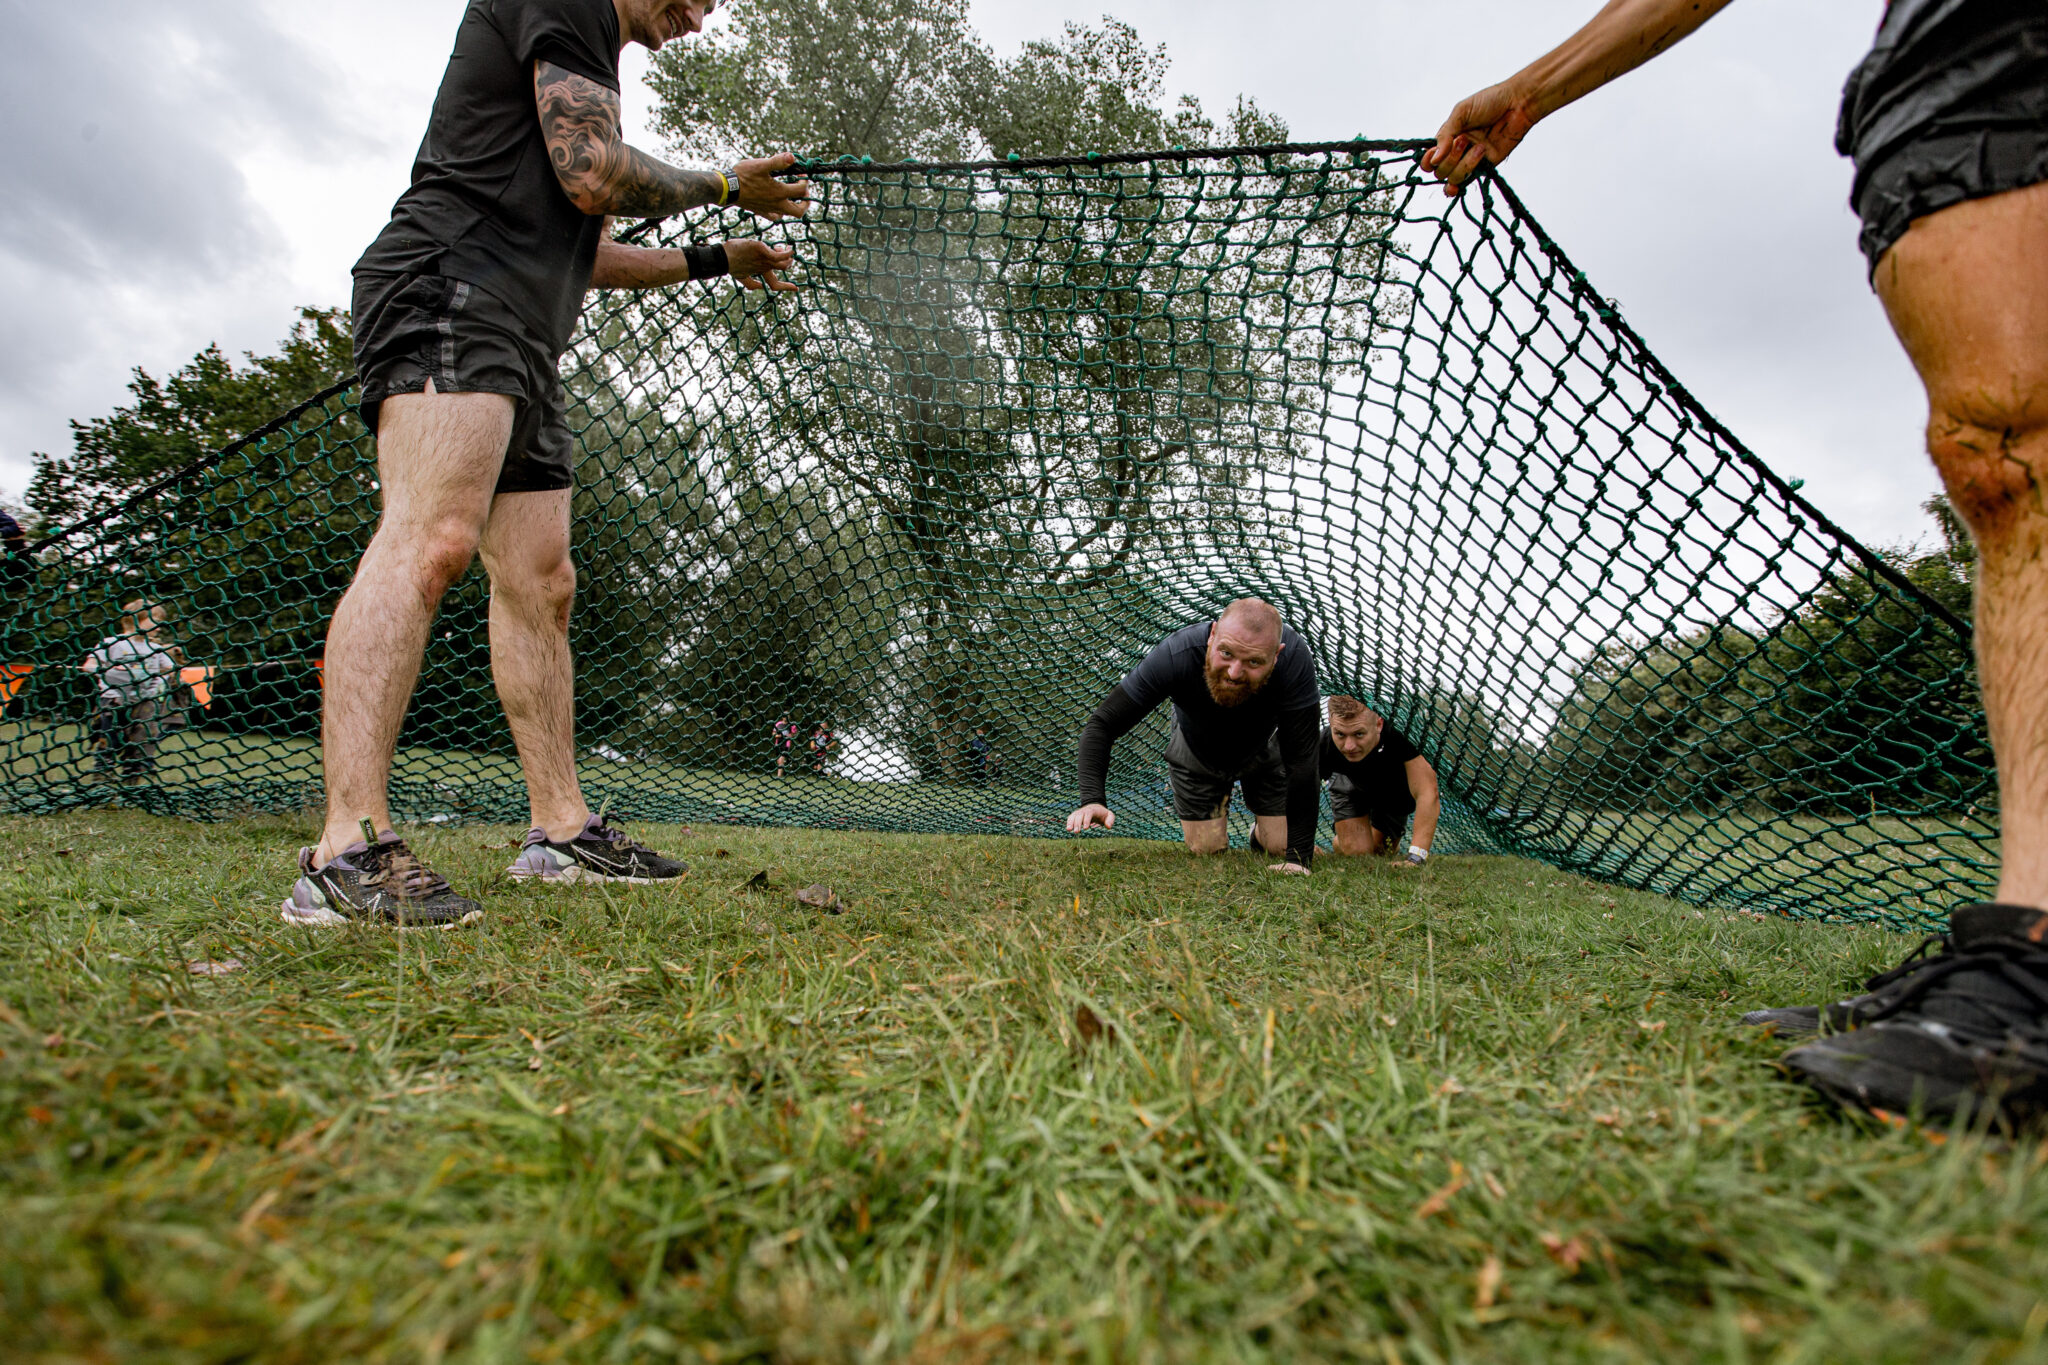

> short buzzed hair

[
  {"left": 1329, "top": 694, "right": 1372, "bottom": 722},
  {"left": 1217, "top": 597, "right": 1282, "bottom": 642}
]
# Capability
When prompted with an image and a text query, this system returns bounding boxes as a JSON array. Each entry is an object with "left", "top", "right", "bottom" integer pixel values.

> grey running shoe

[
  {"left": 506, "top": 814, "right": 687, "bottom": 884},
  {"left": 281, "top": 830, "right": 484, "bottom": 929}
]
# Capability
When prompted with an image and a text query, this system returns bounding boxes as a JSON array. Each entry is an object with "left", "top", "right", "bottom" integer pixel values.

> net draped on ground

[{"left": 0, "top": 141, "right": 1992, "bottom": 928}]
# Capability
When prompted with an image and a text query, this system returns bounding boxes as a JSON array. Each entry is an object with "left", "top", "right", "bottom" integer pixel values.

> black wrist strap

[{"left": 682, "top": 244, "right": 729, "bottom": 281}]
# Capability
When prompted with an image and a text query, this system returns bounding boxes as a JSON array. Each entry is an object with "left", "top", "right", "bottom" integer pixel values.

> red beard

[{"left": 1204, "top": 663, "right": 1266, "bottom": 708}]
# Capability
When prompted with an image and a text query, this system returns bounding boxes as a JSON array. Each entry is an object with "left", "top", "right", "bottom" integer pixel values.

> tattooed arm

[{"left": 535, "top": 62, "right": 810, "bottom": 220}]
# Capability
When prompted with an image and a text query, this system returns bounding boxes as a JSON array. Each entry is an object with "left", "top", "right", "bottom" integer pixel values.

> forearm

[
  {"left": 1509, "top": 0, "right": 1736, "bottom": 121},
  {"left": 589, "top": 239, "right": 719, "bottom": 290},
  {"left": 1077, "top": 684, "right": 1147, "bottom": 806},
  {"left": 1410, "top": 793, "right": 1442, "bottom": 851},
  {"left": 1279, "top": 709, "right": 1322, "bottom": 867},
  {"left": 1284, "top": 768, "right": 1320, "bottom": 868}
]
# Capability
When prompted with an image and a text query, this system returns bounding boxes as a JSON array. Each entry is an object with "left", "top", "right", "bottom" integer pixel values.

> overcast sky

[{"left": 0, "top": 0, "right": 1929, "bottom": 547}]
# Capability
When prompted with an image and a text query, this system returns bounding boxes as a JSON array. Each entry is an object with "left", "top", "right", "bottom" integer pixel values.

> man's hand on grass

[
  {"left": 730, "top": 153, "right": 811, "bottom": 220},
  {"left": 723, "top": 240, "right": 797, "bottom": 291},
  {"left": 1065, "top": 804, "right": 1115, "bottom": 834},
  {"left": 1267, "top": 861, "right": 1310, "bottom": 876}
]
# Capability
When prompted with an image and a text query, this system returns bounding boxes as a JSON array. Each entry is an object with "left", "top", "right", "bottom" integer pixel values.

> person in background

[
  {"left": 772, "top": 713, "right": 799, "bottom": 776},
  {"left": 1321, "top": 695, "right": 1441, "bottom": 866},
  {"left": 80, "top": 600, "right": 183, "bottom": 785}
]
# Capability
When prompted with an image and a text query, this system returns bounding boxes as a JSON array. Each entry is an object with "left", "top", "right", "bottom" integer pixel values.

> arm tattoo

[{"left": 535, "top": 61, "right": 725, "bottom": 217}]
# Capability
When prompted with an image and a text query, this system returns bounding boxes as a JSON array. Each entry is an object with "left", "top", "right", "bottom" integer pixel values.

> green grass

[{"left": 3, "top": 813, "right": 2046, "bottom": 1362}]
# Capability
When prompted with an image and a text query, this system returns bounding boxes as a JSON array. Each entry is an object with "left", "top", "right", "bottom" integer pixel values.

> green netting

[{"left": 0, "top": 141, "right": 1993, "bottom": 928}]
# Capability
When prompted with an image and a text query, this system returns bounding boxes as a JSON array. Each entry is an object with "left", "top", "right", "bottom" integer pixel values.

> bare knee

[
  {"left": 1332, "top": 823, "right": 1383, "bottom": 857},
  {"left": 375, "top": 516, "right": 481, "bottom": 599},
  {"left": 1183, "top": 825, "right": 1229, "bottom": 855},
  {"left": 1929, "top": 408, "right": 2048, "bottom": 545},
  {"left": 490, "top": 551, "right": 576, "bottom": 628}
]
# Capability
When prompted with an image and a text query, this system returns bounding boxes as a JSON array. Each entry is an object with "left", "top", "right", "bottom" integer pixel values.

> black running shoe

[
  {"left": 1779, "top": 903, "right": 2048, "bottom": 1122},
  {"left": 1742, "top": 913, "right": 2015, "bottom": 1035},
  {"left": 281, "top": 830, "right": 483, "bottom": 929},
  {"left": 505, "top": 814, "right": 687, "bottom": 884}
]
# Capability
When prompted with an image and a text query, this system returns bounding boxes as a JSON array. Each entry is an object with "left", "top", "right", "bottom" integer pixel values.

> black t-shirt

[
  {"left": 355, "top": 0, "right": 620, "bottom": 354},
  {"left": 1319, "top": 722, "right": 1421, "bottom": 813},
  {"left": 1119, "top": 622, "right": 1320, "bottom": 772}
]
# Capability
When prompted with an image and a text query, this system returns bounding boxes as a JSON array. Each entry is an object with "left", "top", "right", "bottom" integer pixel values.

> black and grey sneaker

[
  {"left": 1779, "top": 903, "right": 2048, "bottom": 1123},
  {"left": 281, "top": 829, "right": 484, "bottom": 929},
  {"left": 505, "top": 814, "right": 686, "bottom": 884},
  {"left": 1741, "top": 930, "right": 1956, "bottom": 1035}
]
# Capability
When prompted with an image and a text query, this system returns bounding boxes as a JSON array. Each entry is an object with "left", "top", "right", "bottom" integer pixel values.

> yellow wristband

[{"left": 717, "top": 170, "right": 731, "bottom": 207}]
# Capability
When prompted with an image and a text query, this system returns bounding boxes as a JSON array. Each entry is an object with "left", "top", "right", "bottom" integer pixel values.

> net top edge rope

[{"left": 24, "top": 136, "right": 1969, "bottom": 646}]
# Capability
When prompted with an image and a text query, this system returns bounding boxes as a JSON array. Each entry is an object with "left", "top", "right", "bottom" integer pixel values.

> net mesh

[{"left": 0, "top": 142, "right": 1992, "bottom": 928}]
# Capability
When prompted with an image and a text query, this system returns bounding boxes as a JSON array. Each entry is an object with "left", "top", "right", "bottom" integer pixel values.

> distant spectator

[
  {"left": 810, "top": 722, "right": 837, "bottom": 776},
  {"left": 81, "top": 600, "right": 184, "bottom": 784},
  {"left": 967, "top": 726, "right": 991, "bottom": 786},
  {"left": 0, "top": 508, "right": 26, "bottom": 595},
  {"left": 772, "top": 713, "right": 799, "bottom": 776}
]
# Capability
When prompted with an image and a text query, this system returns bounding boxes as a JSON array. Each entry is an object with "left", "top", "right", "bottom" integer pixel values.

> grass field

[{"left": 3, "top": 812, "right": 2047, "bottom": 1362}]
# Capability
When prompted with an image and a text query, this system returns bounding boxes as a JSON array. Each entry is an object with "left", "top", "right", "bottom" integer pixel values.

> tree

[{"left": 641, "top": 6, "right": 1395, "bottom": 780}]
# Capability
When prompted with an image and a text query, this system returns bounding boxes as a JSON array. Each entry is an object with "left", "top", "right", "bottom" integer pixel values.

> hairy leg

[
  {"left": 1253, "top": 813, "right": 1289, "bottom": 856},
  {"left": 478, "top": 487, "right": 588, "bottom": 840},
  {"left": 1331, "top": 818, "right": 1387, "bottom": 857},
  {"left": 1876, "top": 181, "right": 2048, "bottom": 908},
  {"left": 1180, "top": 818, "right": 1230, "bottom": 854},
  {"left": 318, "top": 388, "right": 513, "bottom": 862}
]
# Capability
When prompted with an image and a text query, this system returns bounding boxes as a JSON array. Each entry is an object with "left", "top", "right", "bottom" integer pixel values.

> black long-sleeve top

[{"left": 1075, "top": 622, "right": 1323, "bottom": 867}]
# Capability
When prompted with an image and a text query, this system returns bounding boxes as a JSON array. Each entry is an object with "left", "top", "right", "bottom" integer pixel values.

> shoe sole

[
  {"left": 279, "top": 898, "right": 484, "bottom": 930},
  {"left": 506, "top": 864, "right": 681, "bottom": 885},
  {"left": 1781, "top": 1039, "right": 1981, "bottom": 1121}
]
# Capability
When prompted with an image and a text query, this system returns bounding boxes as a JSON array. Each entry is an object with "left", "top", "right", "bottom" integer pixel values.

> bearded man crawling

[{"left": 1065, "top": 598, "right": 1323, "bottom": 874}]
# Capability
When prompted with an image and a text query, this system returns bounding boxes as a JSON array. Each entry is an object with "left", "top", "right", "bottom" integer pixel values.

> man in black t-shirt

[
  {"left": 286, "top": 0, "right": 811, "bottom": 931},
  {"left": 1321, "top": 695, "right": 1441, "bottom": 866},
  {"left": 1066, "top": 598, "right": 1323, "bottom": 873}
]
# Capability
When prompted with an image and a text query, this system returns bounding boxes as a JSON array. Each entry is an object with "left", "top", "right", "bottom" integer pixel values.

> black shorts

[
  {"left": 351, "top": 272, "right": 575, "bottom": 494},
  {"left": 1838, "top": 1, "right": 2048, "bottom": 272},
  {"left": 1164, "top": 724, "right": 1289, "bottom": 822},
  {"left": 1327, "top": 772, "right": 1412, "bottom": 841}
]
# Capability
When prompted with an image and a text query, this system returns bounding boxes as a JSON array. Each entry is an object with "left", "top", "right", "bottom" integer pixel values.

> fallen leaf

[
  {"left": 714, "top": 848, "right": 731, "bottom": 858},
  {"left": 1073, "top": 1004, "right": 1115, "bottom": 1047},
  {"left": 1539, "top": 1232, "right": 1586, "bottom": 1274},
  {"left": 1475, "top": 1254, "right": 1503, "bottom": 1310},
  {"left": 1434, "top": 1077, "right": 1465, "bottom": 1097},
  {"left": 54, "top": 848, "right": 72, "bottom": 857},
  {"left": 741, "top": 869, "right": 770, "bottom": 891},
  {"left": 1415, "top": 1160, "right": 1467, "bottom": 1219},
  {"left": 796, "top": 883, "right": 843, "bottom": 914},
  {"left": 1482, "top": 1170, "right": 1507, "bottom": 1200}
]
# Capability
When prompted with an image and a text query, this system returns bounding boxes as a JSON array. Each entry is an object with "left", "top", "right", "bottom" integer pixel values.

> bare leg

[
  {"left": 1181, "top": 818, "right": 1229, "bottom": 854},
  {"left": 1876, "top": 181, "right": 2048, "bottom": 908},
  {"left": 1253, "top": 813, "right": 1289, "bottom": 856},
  {"left": 317, "top": 388, "right": 513, "bottom": 863},
  {"left": 478, "top": 487, "right": 588, "bottom": 840},
  {"left": 1331, "top": 817, "right": 1388, "bottom": 857}
]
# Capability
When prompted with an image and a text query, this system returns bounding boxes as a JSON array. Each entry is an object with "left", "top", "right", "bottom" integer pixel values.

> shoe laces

[
  {"left": 359, "top": 839, "right": 454, "bottom": 901},
  {"left": 1855, "top": 931, "right": 2048, "bottom": 1040}
]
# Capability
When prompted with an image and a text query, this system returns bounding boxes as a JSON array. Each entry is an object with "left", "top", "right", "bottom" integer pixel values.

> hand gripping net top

[{"left": 0, "top": 142, "right": 1993, "bottom": 928}]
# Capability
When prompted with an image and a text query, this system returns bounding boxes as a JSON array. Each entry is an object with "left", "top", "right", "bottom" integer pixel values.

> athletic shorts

[
  {"left": 1163, "top": 724, "right": 1289, "bottom": 822},
  {"left": 351, "top": 272, "right": 575, "bottom": 494},
  {"left": 1837, "top": 0, "right": 2048, "bottom": 272},
  {"left": 1327, "top": 772, "right": 1413, "bottom": 841}
]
